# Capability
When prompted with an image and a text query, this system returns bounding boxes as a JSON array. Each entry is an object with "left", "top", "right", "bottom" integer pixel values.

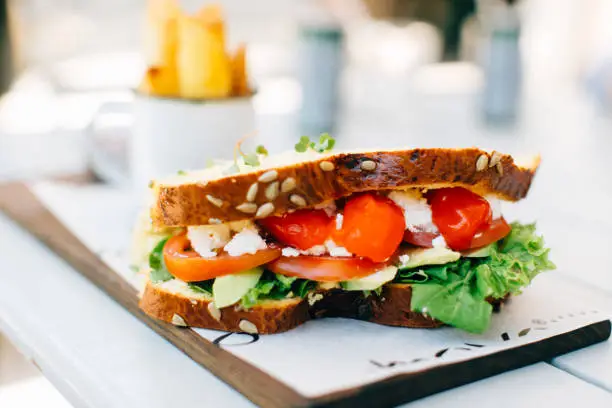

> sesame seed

[
  {"left": 206, "top": 195, "right": 224, "bottom": 208},
  {"left": 236, "top": 202, "right": 257, "bottom": 213},
  {"left": 265, "top": 181, "right": 279, "bottom": 200},
  {"left": 256, "top": 202, "right": 275, "bottom": 218},
  {"left": 476, "top": 154, "right": 489, "bottom": 171},
  {"left": 258, "top": 170, "right": 278, "bottom": 183},
  {"left": 360, "top": 160, "right": 377, "bottom": 171},
  {"left": 489, "top": 151, "right": 501, "bottom": 168},
  {"left": 290, "top": 194, "right": 307, "bottom": 207},
  {"left": 171, "top": 314, "right": 187, "bottom": 327},
  {"left": 246, "top": 183, "right": 258, "bottom": 202},
  {"left": 281, "top": 177, "right": 297, "bottom": 193},
  {"left": 319, "top": 160, "right": 335, "bottom": 171},
  {"left": 208, "top": 302, "right": 221, "bottom": 322},
  {"left": 496, "top": 161, "right": 504, "bottom": 175},
  {"left": 208, "top": 218, "right": 222, "bottom": 224},
  {"left": 239, "top": 319, "right": 258, "bottom": 334}
]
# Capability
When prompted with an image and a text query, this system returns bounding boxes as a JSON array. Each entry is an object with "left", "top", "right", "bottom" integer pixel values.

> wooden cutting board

[{"left": 0, "top": 182, "right": 609, "bottom": 408}]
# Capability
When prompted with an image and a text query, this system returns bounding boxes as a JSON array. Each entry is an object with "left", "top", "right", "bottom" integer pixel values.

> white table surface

[{"left": 1, "top": 73, "right": 612, "bottom": 406}]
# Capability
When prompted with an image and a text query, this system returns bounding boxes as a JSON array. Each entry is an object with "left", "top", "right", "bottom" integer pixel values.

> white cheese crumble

[
  {"left": 335, "top": 213, "right": 344, "bottom": 230},
  {"left": 224, "top": 227, "right": 267, "bottom": 256},
  {"left": 292, "top": 240, "right": 352, "bottom": 257},
  {"left": 187, "top": 224, "right": 231, "bottom": 258},
  {"left": 432, "top": 235, "right": 448, "bottom": 249},
  {"left": 388, "top": 189, "right": 438, "bottom": 233},
  {"left": 187, "top": 220, "right": 266, "bottom": 258},
  {"left": 486, "top": 196, "right": 503, "bottom": 219},
  {"left": 281, "top": 247, "right": 301, "bottom": 257},
  {"left": 300, "top": 245, "right": 327, "bottom": 256},
  {"left": 398, "top": 254, "right": 411, "bottom": 267},
  {"left": 325, "top": 239, "right": 352, "bottom": 257}
]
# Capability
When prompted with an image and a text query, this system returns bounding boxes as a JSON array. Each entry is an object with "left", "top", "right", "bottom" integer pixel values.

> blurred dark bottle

[
  {"left": 297, "top": 5, "right": 344, "bottom": 137},
  {"left": 0, "top": 0, "right": 11, "bottom": 94},
  {"left": 481, "top": 0, "right": 521, "bottom": 124}
]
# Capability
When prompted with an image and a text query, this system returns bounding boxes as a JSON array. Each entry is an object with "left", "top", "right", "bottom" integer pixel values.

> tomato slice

[
  {"left": 403, "top": 229, "right": 439, "bottom": 248},
  {"left": 470, "top": 217, "right": 511, "bottom": 249},
  {"left": 259, "top": 209, "right": 333, "bottom": 250},
  {"left": 163, "top": 234, "right": 281, "bottom": 282},
  {"left": 428, "top": 187, "right": 492, "bottom": 251},
  {"left": 334, "top": 194, "right": 405, "bottom": 262},
  {"left": 267, "top": 255, "right": 387, "bottom": 282}
]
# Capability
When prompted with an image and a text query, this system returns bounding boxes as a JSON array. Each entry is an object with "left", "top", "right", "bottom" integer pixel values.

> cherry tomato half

[
  {"left": 334, "top": 194, "right": 405, "bottom": 262},
  {"left": 470, "top": 217, "right": 511, "bottom": 249},
  {"left": 163, "top": 234, "right": 281, "bottom": 282},
  {"left": 427, "top": 187, "right": 492, "bottom": 251},
  {"left": 259, "top": 209, "right": 333, "bottom": 250}
]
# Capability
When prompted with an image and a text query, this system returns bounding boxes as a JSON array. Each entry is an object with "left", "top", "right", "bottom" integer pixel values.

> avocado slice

[
  {"left": 399, "top": 247, "right": 461, "bottom": 269},
  {"left": 213, "top": 267, "right": 263, "bottom": 308},
  {"left": 462, "top": 244, "right": 494, "bottom": 258},
  {"left": 342, "top": 266, "right": 398, "bottom": 291}
]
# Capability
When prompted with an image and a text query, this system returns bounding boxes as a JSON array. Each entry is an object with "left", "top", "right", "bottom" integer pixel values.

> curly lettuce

[
  {"left": 241, "top": 271, "right": 317, "bottom": 309},
  {"left": 397, "top": 223, "right": 555, "bottom": 333}
]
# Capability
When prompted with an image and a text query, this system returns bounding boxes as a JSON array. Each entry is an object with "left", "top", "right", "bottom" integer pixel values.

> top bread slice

[{"left": 151, "top": 147, "right": 539, "bottom": 227}]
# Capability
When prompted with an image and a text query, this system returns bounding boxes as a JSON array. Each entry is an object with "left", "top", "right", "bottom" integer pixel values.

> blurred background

[{"left": 1, "top": 0, "right": 612, "bottom": 406}]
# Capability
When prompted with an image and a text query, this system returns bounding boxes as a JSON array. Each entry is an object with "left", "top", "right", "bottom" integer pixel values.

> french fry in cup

[
  {"left": 145, "top": 0, "right": 179, "bottom": 68},
  {"left": 177, "top": 10, "right": 231, "bottom": 99},
  {"left": 231, "top": 44, "right": 250, "bottom": 97},
  {"left": 140, "top": 2, "right": 251, "bottom": 99},
  {"left": 138, "top": 66, "right": 178, "bottom": 97}
]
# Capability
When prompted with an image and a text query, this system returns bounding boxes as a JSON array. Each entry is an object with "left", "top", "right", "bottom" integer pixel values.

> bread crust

[
  {"left": 139, "top": 282, "right": 442, "bottom": 334},
  {"left": 152, "top": 148, "right": 538, "bottom": 227}
]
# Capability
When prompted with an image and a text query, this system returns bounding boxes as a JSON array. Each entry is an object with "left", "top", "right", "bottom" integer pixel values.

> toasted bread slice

[
  {"left": 151, "top": 148, "right": 539, "bottom": 227},
  {"left": 139, "top": 279, "right": 442, "bottom": 334}
]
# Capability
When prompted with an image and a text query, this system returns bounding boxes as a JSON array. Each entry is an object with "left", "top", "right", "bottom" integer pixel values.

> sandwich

[{"left": 131, "top": 135, "right": 554, "bottom": 334}]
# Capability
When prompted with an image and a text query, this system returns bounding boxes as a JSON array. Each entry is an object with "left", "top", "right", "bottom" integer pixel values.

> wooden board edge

[
  {"left": 0, "top": 182, "right": 310, "bottom": 408},
  {"left": 309, "top": 319, "right": 611, "bottom": 407}
]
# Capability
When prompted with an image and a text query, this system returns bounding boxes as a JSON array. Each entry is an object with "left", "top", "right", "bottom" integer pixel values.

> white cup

[{"left": 131, "top": 93, "right": 254, "bottom": 190}]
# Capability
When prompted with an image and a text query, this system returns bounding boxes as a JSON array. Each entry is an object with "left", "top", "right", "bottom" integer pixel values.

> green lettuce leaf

[
  {"left": 149, "top": 238, "right": 173, "bottom": 283},
  {"left": 404, "top": 222, "right": 555, "bottom": 333},
  {"left": 241, "top": 271, "right": 315, "bottom": 309}
]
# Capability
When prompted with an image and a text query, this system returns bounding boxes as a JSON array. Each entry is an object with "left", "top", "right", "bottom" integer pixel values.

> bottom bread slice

[{"left": 139, "top": 281, "right": 442, "bottom": 334}]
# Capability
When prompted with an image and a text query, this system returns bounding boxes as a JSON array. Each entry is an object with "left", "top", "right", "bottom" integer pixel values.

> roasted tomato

[
  {"left": 267, "top": 255, "right": 387, "bottom": 282},
  {"left": 259, "top": 209, "right": 333, "bottom": 250},
  {"left": 163, "top": 234, "right": 281, "bottom": 282},
  {"left": 333, "top": 194, "right": 405, "bottom": 262},
  {"left": 427, "top": 187, "right": 493, "bottom": 251}
]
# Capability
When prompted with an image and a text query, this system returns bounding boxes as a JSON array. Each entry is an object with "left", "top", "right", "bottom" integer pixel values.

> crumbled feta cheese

[
  {"left": 187, "top": 224, "right": 231, "bottom": 258},
  {"left": 335, "top": 213, "right": 343, "bottom": 230},
  {"left": 432, "top": 235, "right": 448, "bottom": 248},
  {"left": 301, "top": 245, "right": 327, "bottom": 256},
  {"left": 224, "top": 227, "right": 267, "bottom": 256},
  {"left": 388, "top": 189, "right": 438, "bottom": 233},
  {"left": 315, "top": 200, "right": 336, "bottom": 217},
  {"left": 486, "top": 196, "right": 503, "bottom": 219},
  {"left": 281, "top": 247, "right": 301, "bottom": 257},
  {"left": 324, "top": 239, "right": 352, "bottom": 257},
  {"left": 398, "top": 254, "right": 411, "bottom": 267}
]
